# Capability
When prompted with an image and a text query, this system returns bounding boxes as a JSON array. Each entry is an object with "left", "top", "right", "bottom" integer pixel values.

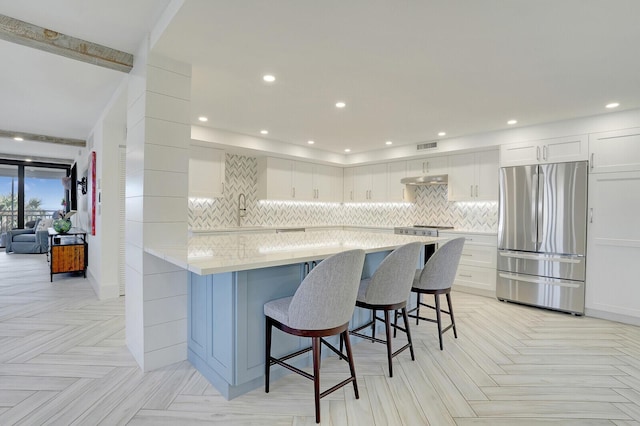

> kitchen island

[{"left": 145, "top": 229, "right": 440, "bottom": 399}]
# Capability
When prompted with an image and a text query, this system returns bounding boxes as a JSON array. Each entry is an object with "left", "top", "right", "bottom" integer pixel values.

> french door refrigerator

[{"left": 496, "top": 161, "right": 588, "bottom": 314}]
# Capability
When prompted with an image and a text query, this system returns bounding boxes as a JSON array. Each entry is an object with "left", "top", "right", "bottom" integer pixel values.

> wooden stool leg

[
  {"left": 371, "top": 309, "right": 376, "bottom": 342},
  {"left": 446, "top": 292, "right": 457, "bottom": 339},
  {"left": 312, "top": 337, "right": 321, "bottom": 423},
  {"left": 342, "top": 330, "right": 359, "bottom": 399},
  {"left": 415, "top": 293, "right": 421, "bottom": 325},
  {"left": 435, "top": 294, "right": 444, "bottom": 350},
  {"left": 265, "top": 317, "right": 272, "bottom": 393},
  {"left": 384, "top": 310, "right": 393, "bottom": 377},
  {"left": 402, "top": 307, "right": 415, "bottom": 361}
]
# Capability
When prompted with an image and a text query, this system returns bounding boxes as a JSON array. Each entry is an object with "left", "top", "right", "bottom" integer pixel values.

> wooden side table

[{"left": 48, "top": 228, "right": 88, "bottom": 282}]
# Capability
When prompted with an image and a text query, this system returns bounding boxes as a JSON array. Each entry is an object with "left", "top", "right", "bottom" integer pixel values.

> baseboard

[{"left": 585, "top": 308, "right": 640, "bottom": 327}]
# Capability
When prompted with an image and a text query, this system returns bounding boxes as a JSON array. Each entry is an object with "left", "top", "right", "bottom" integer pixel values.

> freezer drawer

[
  {"left": 496, "top": 272, "right": 584, "bottom": 314},
  {"left": 497, "top": 250, "right": 585, "bottom": 281}
]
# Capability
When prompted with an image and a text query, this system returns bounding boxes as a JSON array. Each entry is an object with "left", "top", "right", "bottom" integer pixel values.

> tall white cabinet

[{"left": 586, "top": 128, "right": 640, "bottom": 323}]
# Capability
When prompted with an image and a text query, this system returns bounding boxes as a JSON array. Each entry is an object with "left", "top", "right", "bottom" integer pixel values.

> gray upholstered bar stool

[
  {"left": 409, "top": 237, "right": 465, "bottom": 350},
  {"left": 264, "top": 249, "right": 366, "bottom": 424},
  {"left": 349, "top": 242, "right": 422, "bottom": 377}
]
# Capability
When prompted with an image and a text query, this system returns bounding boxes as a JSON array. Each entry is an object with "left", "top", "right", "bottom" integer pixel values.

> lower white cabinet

[
  {"left": 585, "top": 171, "right": 640, "bottom": 322},
  {"left": 439, "top": 232, "right": 497, "bottom": 297}
]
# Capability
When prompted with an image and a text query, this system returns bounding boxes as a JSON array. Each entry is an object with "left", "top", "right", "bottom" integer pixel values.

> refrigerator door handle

[
  {"left": 498, "top": 272, "right": 581, "bottom": 288},
  {"left": 498, "top": 251, "right": 583, "bottom": 264},
  {"left": 532, "top": 172, "right": 539, "bottom": 245},
  {"left": 537, "top": 170, "right": 544, "bottom": 250}
]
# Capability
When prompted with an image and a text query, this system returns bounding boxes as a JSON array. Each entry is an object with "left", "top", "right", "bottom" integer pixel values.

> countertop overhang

[{"left": 145, "top": 229, "right": 442, "bottom": 275}]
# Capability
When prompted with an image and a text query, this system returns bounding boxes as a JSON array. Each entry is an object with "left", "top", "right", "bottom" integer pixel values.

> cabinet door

[
  {"left": 263, "top": 157, "right": 293, "bottom": 200},
  {"left": 313, "top": 164, "right": 341, "bottom": 202},
  {"left": 475, "top": 150, "right": 499, "bottom": 201},
  {"left": 343, "top": 167, "right": 355, "bottom": 202},
  {"left": 500, "top": 141, "right": 540, "bottom": 167},
  {"left": 368, "top": 163, "right": 388, "bottom": 202},
  {"left": 589, "top": 128, "right": 640, "bottom": 173},
  {"left": 586, "top": 171, "right": 640, "bottom": 319},
  {"left": 543, "top": 135, "right": 588, "bottom": 164},
  {"left": 386, "top": 161, "right": 412, "bottom": 202},
  {"left": 406, "top": 156, "right": 448, "bottom": 176},
  {"left": 293, "top": 161, "right": 313, "bottom": 200},
  {"left": 189, "top": 145, "right": 226, "bottom": 199},
  {"left": 447, "top": 153, "right": 476, "bottom": 201},
  {"left": 353, "top": 166, "right": 371, "bottom": 201}
]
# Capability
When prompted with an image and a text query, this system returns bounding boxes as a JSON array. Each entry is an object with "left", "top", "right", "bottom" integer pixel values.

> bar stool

[
  {"left": 264, "top": 249, "right": 366, "bottom": 424},
  {"left": 348, "top": 242, "right": 422, "bottom": 377},
  {"left": 408, "top": 237, "right": 465, "bottom": 350}
]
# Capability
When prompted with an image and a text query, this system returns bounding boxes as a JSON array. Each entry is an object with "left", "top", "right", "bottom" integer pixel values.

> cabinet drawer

[
  {"left": 453, "top": 265, "right": 497, "bottom": 292},
  {"left": 459, "top": 245, "right": 497, "bottom": 268},
  {"left": 51, "top": 245, "right": 85, "bottom": 273}
]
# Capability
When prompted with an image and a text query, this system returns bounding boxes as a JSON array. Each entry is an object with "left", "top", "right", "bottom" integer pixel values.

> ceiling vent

[{"left": 416, "top": 141, "right": 438, "bottom": 151}]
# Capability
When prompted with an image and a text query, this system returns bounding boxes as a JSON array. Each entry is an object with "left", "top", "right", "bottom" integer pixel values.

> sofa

[{"left": 5, "top": 218, "right": 52, "bottom": 254}]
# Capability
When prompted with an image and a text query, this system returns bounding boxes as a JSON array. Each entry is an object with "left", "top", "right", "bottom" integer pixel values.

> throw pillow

[{"left": 36, "top": 218, "right": 54, "bottom": 232}]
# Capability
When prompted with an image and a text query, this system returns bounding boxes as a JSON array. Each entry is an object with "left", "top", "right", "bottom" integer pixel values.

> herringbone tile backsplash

[{"left": 189, "top": 154, "right": 498, "bottom": 231}]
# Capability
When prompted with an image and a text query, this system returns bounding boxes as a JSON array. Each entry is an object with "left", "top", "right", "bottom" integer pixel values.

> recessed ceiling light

[
  {"left": 260, "top": 130, "right": 269, "bottom": 135},
  {"left": 25, "top": 158, "right": 32, "bottom": 162},
  {"left": 438, "top": 132, "right": 446, "bottom": 137},
  {"left": 198, "top": 116, "right": 208, "bottom": 122},
  {"left": 344, "top": 148, "right": 351, "bottom": 153},
  {"left": 385, "top": 141, "right": 393, "bottom": 145},
  {"left": 307, "top": 140, "right": 315, "bottom": 145},
  {"left": 507, "top": 119, "right": 518, "bottom": 125},
  {"left": 606, "top": 102, "right": 620, "bottom": 109},
  {"left": 263, "top": 74, "right": 276, "bottom": 83},
  {"left": 14, "top": 137, "right": 24, "bottom": 141},
  {"left": 335, "top": 101, "right": 346, "bottom": 108}
]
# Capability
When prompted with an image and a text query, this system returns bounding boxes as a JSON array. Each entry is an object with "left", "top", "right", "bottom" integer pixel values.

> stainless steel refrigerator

[{"left": 496, "top": 161, "right": 588, "bottom": 314}]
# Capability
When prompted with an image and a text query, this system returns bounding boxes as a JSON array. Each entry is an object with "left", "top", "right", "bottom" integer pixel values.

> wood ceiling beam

[
  {"left": 0, "top": 14, "right": 133, "bottom": 73},
  {"left": 0, "top": 129, "right": 86, "bottom": 147}
]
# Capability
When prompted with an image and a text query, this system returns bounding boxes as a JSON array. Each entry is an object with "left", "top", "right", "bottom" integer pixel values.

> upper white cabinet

[
  {"left": 448, "top": 150, "right": 499, "bottom": 201},
  {"left": 257, "top": 157, "right": 342, "bottom": 202},
  {"left": 343, "top": 167, "right": 355, "bottom": 202},
  {"left": 354, "top": 164, "right": 388, "bottom": 202},
  {"left": 189, "top": 143, "right": 225, "bottom": 199},
  {"left": 406, "top": 156, "right": 448, "bottom": 176},
  {"left": 589, "top": 128, "right": 640, "bottom": 174},
  {"left": 500, "top": 135, "right": 588, "bottom": 167},
  {"left": 386, "top": 161, "right": 415, "bottom": 202}
]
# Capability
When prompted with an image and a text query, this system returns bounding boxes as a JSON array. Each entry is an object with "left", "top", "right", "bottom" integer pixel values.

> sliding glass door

[{"left": 0, "top": 164, "right": 19, "bottom": 234}]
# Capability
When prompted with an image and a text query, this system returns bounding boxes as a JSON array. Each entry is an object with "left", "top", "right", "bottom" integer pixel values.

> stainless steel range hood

[{"left": 401, "top": 174, "right": 448, "bottom": 185}]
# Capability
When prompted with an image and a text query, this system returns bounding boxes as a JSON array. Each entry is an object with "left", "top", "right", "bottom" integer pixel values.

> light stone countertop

[{"left": 146, "top": 229, "right": 441, "bottom": 275}]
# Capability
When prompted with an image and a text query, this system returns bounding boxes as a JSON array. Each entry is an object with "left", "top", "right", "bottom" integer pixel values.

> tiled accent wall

[{"left": 189, "top": 154, "right": 498, "bottom": 232}]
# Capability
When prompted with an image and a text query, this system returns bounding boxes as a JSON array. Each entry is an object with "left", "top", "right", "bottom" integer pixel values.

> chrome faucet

[{"left": 237, "top": 193, "right": 247, "bottom": 226}]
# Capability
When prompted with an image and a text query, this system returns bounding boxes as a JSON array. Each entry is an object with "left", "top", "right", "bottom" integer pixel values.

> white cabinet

[
  {"left": 343, "top": 167, "right": 355, "bottom": 202},
  {"left": 585, "top": 171, "right": 640, "bottom": 321},
  {"left": 500, "top": 135, "right": 588, "bottom": 167},
  {"left": 386, "top": 161, "right": 415, "bottom": 202},
  {"left": 311, "top": 164, "right": 343, "bottom": 202},
  {"left": 589, "top": 128, "right": 640, "bottom": 174},
  {"left": 353, "top": 164, "right": 388, "bottom": 202},
  {"left": 439, "top": 232, "right": 497, "bottom": 297},
  {"left": 448, "top": 150, "right": 499, "bottom": 201},
  {"left": 406, "top": 156, "right": 448, "bottom": 176},
  {"left": 188, "top": 144, "right": 225, "bottom": 199},
  {"left": 257, "top": 157, "right": 342, "bottom": 202}
]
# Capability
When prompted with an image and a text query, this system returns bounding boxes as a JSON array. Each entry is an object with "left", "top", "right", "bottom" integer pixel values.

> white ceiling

[{"left": 2, "top": 0, "right": 640, "bottom": 160}]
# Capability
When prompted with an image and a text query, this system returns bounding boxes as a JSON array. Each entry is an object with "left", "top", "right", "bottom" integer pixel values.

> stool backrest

[
  {"left": 414, "top": 237, "right": 465, "bottom": 291},
  {"left": 289, "top": 249, "right": 366, "bottom": 330},
  {"left": 363, "top": 242, "right": 422, "bottom": 305}
]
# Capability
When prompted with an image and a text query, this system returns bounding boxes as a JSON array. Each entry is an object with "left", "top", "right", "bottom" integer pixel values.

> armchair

[{"left": 5, "top": 219, "right": 50, "bottom": 254}]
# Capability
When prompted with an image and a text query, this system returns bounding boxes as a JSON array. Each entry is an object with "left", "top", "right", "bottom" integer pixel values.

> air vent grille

[{"left": 417, "top": 141, "right": 438, "bottom": 151}]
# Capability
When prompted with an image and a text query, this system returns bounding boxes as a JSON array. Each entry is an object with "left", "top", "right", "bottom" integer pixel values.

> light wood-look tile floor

[{"left": 1, "top": 251, "right": 640, "bottom": 425}]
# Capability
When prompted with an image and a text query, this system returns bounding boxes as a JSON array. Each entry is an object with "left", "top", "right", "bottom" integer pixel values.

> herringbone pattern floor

[{"left": 1, "top": 251, "right": 639, "bottom": 425}]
